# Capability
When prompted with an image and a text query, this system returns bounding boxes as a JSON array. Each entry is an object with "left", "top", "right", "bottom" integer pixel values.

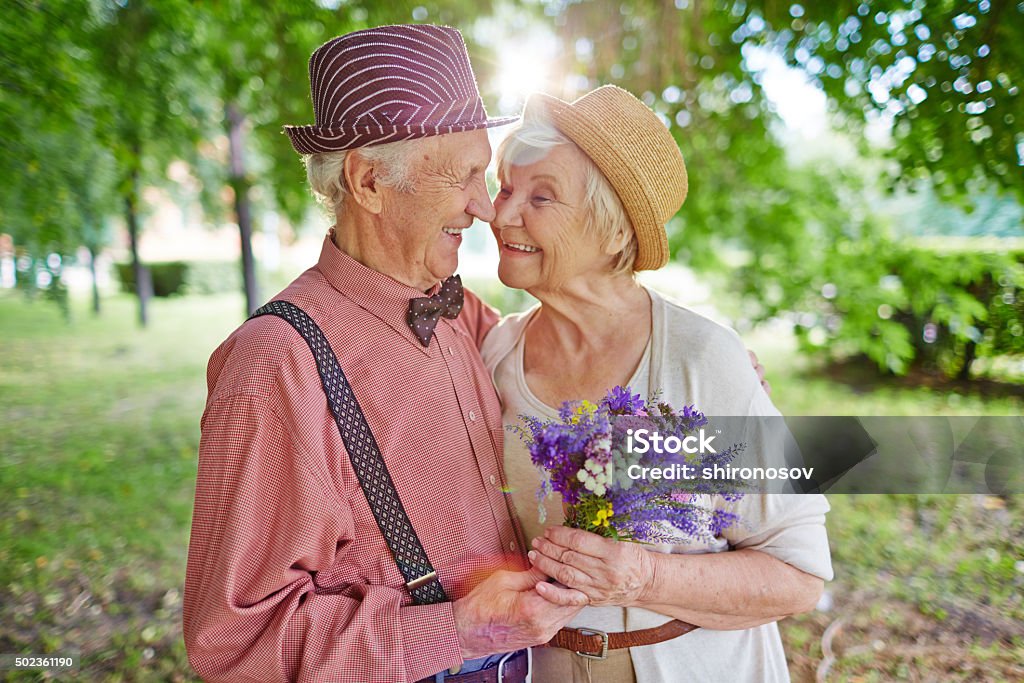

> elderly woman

[{"left": 479, "top": 86, "right": 833, "bottom": 683}]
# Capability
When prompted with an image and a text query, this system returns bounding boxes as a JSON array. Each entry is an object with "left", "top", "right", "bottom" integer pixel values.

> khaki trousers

[{"left": 531, "top": 646, "right": 637, "bottom": 683}]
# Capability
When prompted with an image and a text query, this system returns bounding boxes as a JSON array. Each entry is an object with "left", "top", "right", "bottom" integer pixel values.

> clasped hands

[
  {"left": 452, "top": 526, "right": 655, "bottom": 660},
  {"left": 528, "top": 526, "right": 656, "bottom": 607}
]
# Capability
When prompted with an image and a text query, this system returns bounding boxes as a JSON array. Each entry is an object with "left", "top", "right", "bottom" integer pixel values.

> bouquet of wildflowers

[{"left": 518, "top": 386, "right": 745, "bottom": 545}]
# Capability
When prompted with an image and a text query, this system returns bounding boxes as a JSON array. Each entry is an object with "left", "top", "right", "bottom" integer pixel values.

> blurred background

[{"left": 1, "top": 0, "right": 1022, "bottom": 680}]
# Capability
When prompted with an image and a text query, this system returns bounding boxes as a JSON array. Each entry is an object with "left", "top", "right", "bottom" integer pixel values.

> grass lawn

[
  {"left": 1, "top": 290, "right": 1021, "bottom": 681},
  {"left": 0, "top": 292, "right": 242, "bottom": 682}
]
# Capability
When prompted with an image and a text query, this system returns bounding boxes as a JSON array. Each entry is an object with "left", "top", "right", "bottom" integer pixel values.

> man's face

[{"left": 378, "top": 129, "right": 495, "bottom": 291}]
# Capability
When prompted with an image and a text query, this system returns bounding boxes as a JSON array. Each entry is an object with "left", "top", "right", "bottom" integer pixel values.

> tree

[
  {"left": 191, "top": 1, "right": 348, "bottom": 314},
  {"left": 754, "top": 0, "right": 1023, "bottom": 205},
  {"left": 86, "top": 0, "right": 213, "bottom": 326},
  {"left": 0, "top": 1, "right": 118, "bottom": 315},
  {"left": 536, "top": 0, "right": 1021, "bottom": 378}
]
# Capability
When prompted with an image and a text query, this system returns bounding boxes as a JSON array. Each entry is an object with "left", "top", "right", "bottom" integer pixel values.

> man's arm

[
  {"left": 185, "top": 393, "right": 467, "bottom": 682},
  {"left": 185, "top": 391, "right": 587, "bottom": 682},
  {"left": 748, "top": 349, "right": 771, "bottom": 395}
]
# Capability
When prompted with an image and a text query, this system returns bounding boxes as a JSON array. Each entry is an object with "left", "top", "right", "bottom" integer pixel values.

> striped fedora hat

[{"left": 285, "top": 24, "right": 516, "bottom": 154}]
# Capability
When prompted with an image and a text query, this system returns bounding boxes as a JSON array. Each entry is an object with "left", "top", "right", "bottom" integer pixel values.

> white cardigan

[{"left": 481, "top": 287, "right": 833, "bottom": 683}]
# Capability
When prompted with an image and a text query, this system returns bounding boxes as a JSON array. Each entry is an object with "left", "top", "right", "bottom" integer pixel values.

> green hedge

[
  {"left": 185, "top": 261, "right": 242, "bottom": 295},
  {"left": 114, "top": 261, "right": 242, "bottom": 297},
  {"left": 740, "top": 242, "right": 1024, "bottom": 379},
  {"left": 114, "top": 262, "right": 187, "bottom": 297}
]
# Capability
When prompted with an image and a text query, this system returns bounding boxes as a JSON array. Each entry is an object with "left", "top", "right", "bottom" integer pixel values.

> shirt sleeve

[
  {"left": 718, "top": 493, "right": 834, "bottom": 581},
  {"left": 183, "top": 392, "right": 462, "bottom": 682},
  {"left": 691, "top": 321, "right": 834, "bottom": 582},
  {"left": 461, "top": 288, "right": 501, "bottom": 349}
]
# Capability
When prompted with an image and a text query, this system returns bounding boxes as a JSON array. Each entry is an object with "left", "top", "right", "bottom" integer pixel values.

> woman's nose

[{"left": 492, "top": 193, "right": 523, "bottom": 228}]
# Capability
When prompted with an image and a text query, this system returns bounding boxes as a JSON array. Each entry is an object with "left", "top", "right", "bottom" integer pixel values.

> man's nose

[{"left": 467, "top": 175, "right": 496, "bottom": 223}]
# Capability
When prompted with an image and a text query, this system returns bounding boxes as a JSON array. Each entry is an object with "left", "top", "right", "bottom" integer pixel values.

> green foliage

[
  {"left": 541, "top": 1, "right": 1022, "bottom": 381},
  {"left": 4, "top": 0, "right": 1020, "bottom": 385},
  {"left": 753, "top": 1, "right": 1024, "bottom": 204},
  {"left": 742, "top": 234, "right": 1024, "bottom": 377}
]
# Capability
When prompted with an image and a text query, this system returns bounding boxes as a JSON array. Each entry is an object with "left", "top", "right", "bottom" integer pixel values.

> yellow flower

[
  {"left": 592, "top": 503, "right": 615, "bottom": 528},
  {"left": 570, "top": 400, "right": 598, "bottom": 424}
]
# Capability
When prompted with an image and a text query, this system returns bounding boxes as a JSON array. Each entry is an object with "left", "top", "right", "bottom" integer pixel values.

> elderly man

[{"left": 183, "top": 25, "right": 589, "bottom": 683}]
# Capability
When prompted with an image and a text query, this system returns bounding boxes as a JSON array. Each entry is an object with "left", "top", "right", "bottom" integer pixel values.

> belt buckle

[
  {"left": 495, "top": 650, "right": 514, "bottom": 683},
  {"left": 574, "top": 628, "right": 609, "bottom": 660}
]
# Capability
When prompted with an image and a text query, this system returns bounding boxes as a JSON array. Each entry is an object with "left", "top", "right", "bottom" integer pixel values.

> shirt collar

[{"left": 316, "top": 229, "right": 442, "bottom": 353}]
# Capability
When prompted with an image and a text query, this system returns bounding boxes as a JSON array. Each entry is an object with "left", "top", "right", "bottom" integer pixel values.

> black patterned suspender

[{"left": 250, "top": 300, "right": 449, "bottom": 605}]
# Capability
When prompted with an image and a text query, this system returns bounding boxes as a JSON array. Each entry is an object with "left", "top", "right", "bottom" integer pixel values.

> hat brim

[
  {"left": 285, "top": 115, "right": 519, "bottom": 154},
  {"left": 525, "top": 92, "right": 674, "bottom": 271}
]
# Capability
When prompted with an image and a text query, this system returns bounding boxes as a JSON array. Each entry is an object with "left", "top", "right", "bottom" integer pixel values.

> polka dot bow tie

[{"left": 406, "top": 275, "right": 464, "bottom": 347}]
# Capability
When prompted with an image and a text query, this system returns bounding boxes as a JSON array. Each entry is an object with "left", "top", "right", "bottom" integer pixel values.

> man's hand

[
  {"left": 748, "top": 349, "right": 771, "bottom": 396},
  {"left": 451, "top": 568, "right": 588, "bottom": 660}
]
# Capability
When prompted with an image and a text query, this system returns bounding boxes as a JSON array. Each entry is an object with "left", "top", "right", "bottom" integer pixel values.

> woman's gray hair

[
  {"left": 496, "top": 110, "right": 638, "bottom": 275},
  {"left": 304, "top": 137, "right": 426, "bottom": 216}
]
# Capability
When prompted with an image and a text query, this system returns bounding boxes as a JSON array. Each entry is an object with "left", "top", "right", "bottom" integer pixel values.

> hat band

[{"left": 313, "top": 95, "right": 482, "bottom": 131}]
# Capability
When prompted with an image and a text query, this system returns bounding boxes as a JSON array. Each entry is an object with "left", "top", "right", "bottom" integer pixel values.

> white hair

[
  {"left": 496, "top": 110, "right": 638, "bottom": 275},
  {"left": 304, "top": 137, "right": 428, "bottom": 216}
]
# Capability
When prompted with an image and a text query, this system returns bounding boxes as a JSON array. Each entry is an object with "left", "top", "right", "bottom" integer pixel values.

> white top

[{"left": 481, "top": 287, "right": 833, "bottom": 683}]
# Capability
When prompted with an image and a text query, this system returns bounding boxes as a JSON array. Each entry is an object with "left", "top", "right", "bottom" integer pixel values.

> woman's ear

[
  {"left": 343, "top": 151, "right": 384, "bottom": 214},
  {"left": 604, "top": 225, "right": 632, "bottom": 256}
]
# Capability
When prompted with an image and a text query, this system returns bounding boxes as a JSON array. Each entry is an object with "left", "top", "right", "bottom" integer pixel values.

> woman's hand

[{"left": 527, "top": 526, "right": 655, "bottom": 607}]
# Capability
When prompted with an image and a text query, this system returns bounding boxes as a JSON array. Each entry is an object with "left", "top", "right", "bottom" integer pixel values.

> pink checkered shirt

[{"left": 184, "top": 234, "right": 526, "bottom": 682}]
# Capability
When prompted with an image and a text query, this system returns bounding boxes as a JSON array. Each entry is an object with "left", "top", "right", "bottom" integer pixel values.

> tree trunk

[
  {"left": 227, "top": 101, "right": 260, "bottom": 315},
  {"left": 958, "top": 340, "right": 977, "bottom": 381},
  {"left": 87, "top": 244, "right": 101, "bottom": 315},
  {"left": 125, "top": 165, "right": 150, "bottom": 327}
]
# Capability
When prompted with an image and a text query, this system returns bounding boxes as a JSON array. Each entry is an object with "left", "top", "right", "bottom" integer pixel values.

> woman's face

[{"left": 491, "top": 143, "right": 612, "bottom": 293}]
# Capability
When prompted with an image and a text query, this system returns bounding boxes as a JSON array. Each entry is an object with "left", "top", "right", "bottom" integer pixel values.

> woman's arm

[
  {"left": 529, "top": 527, "right": 823, "bottom": 631},
  {"left": 636, "top": 546, "right": 823, "bottom": 629}
]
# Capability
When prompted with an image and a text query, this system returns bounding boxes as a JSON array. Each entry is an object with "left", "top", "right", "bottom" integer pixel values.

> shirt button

[
  {"left": 489, "top": 474, "right": 496, "bottom": 485},
  {"left": 448, "top": 346, "right": 454, "bottom": 356},
  {"left": 509, "top": 542, "right": 516, "bottom": 552},
  {"left": 469, "top": 410, "right": 476, "bottom": 421}
]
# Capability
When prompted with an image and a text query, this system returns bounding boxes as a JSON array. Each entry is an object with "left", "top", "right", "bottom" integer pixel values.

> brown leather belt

[
  {"left": 414, "top": 649, "right": 528, "bottom": 683},
  {"left": 546, "top": 619, "right": 698, "bottom": 659}
]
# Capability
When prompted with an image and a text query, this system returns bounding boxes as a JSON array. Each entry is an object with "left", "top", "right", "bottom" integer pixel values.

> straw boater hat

[
  {"left": 285, "top": 24, "right": 516, "bottom": 154},
  {"left": 525, "top": 86, "right": 688, "bottom": 271}
]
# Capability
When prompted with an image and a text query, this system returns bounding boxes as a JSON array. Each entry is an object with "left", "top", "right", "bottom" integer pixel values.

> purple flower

[
  {"left": 517, "top": 388, "right": 744, "bottom": 543},
  {"left": 604, "top": 386, "right": 646, "bottom": 415}
]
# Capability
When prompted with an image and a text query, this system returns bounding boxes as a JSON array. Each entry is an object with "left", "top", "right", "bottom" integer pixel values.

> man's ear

[{"left": 343, "top": 150, "right": 384, "bottom": 214}]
